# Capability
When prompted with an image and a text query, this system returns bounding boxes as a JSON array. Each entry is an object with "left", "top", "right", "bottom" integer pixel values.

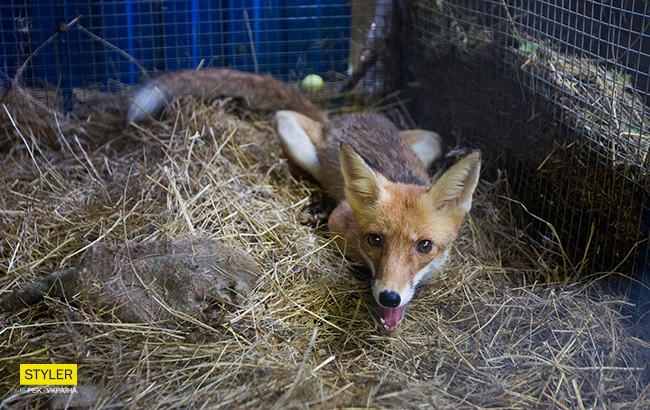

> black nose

[{"left": 378, "top": 291, "right": 401, "bottom": 308}]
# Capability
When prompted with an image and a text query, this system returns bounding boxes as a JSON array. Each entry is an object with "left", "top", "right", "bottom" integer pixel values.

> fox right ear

[
  {"left": 340, "top": 142, "right": 387, "bottom": 207},
  {"left": 429, "top": 151, "right": 481, "bottom": 213}
]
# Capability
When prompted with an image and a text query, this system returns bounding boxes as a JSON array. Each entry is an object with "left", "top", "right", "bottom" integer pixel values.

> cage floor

[{"left": 0, "top": 88, "right": 648, "bottom": 409}]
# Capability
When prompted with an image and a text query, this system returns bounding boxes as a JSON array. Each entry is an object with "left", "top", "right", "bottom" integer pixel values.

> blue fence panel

[
  {"left": 0, "top": 3, "right": 26, "bottom": 82},
  {"left": 0, "top": 0, "right": 351, "bottom": 90},
  {"left": 195, "top": 1, "right": 228, "bottom": 69}
]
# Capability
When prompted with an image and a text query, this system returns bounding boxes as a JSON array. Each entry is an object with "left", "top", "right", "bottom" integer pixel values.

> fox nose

[{"left": 378, "top": 291, "right": 401, "bottom": 308}]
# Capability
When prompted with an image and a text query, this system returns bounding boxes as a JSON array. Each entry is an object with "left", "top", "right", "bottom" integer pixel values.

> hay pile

[{"left": 0, "top": 88, "right": 648, "bottom": 409}]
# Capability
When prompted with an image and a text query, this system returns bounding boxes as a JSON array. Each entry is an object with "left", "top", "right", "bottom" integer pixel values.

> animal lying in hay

[
  {"left": 0, "top": 236, "right": 261, "bottom": 322},
  {"left": 128, "top": 68, "right": 481, "bottom": 333}
]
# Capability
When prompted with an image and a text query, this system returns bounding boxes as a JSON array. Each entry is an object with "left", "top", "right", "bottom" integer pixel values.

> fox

[{"left": 128, "top": 68, "right": 481, "bottom": 333}]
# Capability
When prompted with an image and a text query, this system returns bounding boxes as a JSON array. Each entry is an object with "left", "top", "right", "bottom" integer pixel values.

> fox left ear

[
  {"left": 429, "top": 151, "right": 481, "bottom": 212},
  {"left": 340, "top": 142, "right": 386, "bottom": 207}
]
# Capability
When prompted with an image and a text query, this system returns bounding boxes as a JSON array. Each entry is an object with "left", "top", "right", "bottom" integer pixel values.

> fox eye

[
  {"left": 367, "top": 234, "right": 383, "bottom": 247},
  {"left": 417, "top": 240, "right": 434, "bottom": 254}
]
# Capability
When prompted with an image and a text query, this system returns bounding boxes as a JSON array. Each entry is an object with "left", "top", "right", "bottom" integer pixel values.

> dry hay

[{"left": 0, "top": 89, "right": 648, "bottom": 409}]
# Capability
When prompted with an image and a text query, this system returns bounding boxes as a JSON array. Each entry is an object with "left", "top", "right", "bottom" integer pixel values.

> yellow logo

[{"left": 20, "top": 364, "right": 77, "bottom": 386}]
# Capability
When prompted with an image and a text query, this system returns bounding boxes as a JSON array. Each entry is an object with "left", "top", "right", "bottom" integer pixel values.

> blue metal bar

[
  {"left": 126, "top": 0, "right": 134, "bottom": 83},
  {"left": 192, "top": 0, "right": 198, "bottom": 67},
  {"left": 60, "top": 0, "right": 74, "bottom": 112},
  {"left": 314, "top": 0, "right": 322, "bottom": 74},
  {"left": 253, "top": 0, "right": 260, "bottom": 68}
]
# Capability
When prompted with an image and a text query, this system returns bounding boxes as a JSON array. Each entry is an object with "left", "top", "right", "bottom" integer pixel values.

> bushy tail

[{"left": 127, "top": 68, "right": 324, "bottom": 123}]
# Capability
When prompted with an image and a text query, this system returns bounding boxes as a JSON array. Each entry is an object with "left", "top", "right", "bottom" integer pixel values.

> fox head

[{"left": 339, "top": 143, "right": 481, "bottom": 332}]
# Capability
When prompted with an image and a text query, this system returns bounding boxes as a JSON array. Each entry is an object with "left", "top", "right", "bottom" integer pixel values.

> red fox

[{"left": 128, "top": 69, "right": 481, "bottom": 332}]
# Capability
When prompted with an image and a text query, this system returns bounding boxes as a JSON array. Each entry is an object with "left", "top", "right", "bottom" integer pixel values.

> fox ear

[
  {"left": 340, "top": 142, "right": 385, "bottom": 205},
  {"left": 429, "top": 151, "right": 481, "bottom": 212}
]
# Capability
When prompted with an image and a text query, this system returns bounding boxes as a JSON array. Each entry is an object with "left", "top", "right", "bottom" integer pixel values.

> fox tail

[{"left": 127, "top": 69, "right": 324, "bottom": 123}]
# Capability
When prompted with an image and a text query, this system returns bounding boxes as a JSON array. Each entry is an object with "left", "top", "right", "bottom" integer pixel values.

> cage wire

[
  {"left": 403, "top": 0, "right": 650, "bottom": 310},
  {"left": 1, "top": 0, "right": 650, "bottom": 408},
  {"left": 0, "top": 1, "right": 357, "bottom": 92}
]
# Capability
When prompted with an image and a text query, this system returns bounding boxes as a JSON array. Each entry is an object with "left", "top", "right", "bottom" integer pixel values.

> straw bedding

[{"left": 0, "top": 88, "right": 648, "bottom": 409}]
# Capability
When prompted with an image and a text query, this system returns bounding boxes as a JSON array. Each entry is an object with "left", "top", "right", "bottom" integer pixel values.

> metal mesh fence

[
  {"left": 406, "top": 0, "right": 649, "bottom": 304},
  {"left": 0, "top": 1, "right": 355, "bottom": 90}
]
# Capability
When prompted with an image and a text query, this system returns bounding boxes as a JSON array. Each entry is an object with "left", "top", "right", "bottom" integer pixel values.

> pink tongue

[{"left": 381, "top": 306, "right": 406, "bottom": 332}]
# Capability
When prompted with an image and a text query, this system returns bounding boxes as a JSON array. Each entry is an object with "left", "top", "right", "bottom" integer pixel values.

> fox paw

[{"left": 299, "top": 201, "right": 333, "bottom": 228}]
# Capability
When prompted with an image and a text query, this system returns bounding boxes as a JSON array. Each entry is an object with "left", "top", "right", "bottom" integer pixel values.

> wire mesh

[
  {"left": 407, "top": 0, "right": 649, "bottom": 305},
  {"left": 0, "top": 1, "right": 354, "bottom": 89}
]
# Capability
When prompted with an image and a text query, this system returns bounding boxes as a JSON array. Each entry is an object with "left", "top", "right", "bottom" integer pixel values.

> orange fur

[{"left": 336, "top": 147, "right": 480, "bottom": 331}]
